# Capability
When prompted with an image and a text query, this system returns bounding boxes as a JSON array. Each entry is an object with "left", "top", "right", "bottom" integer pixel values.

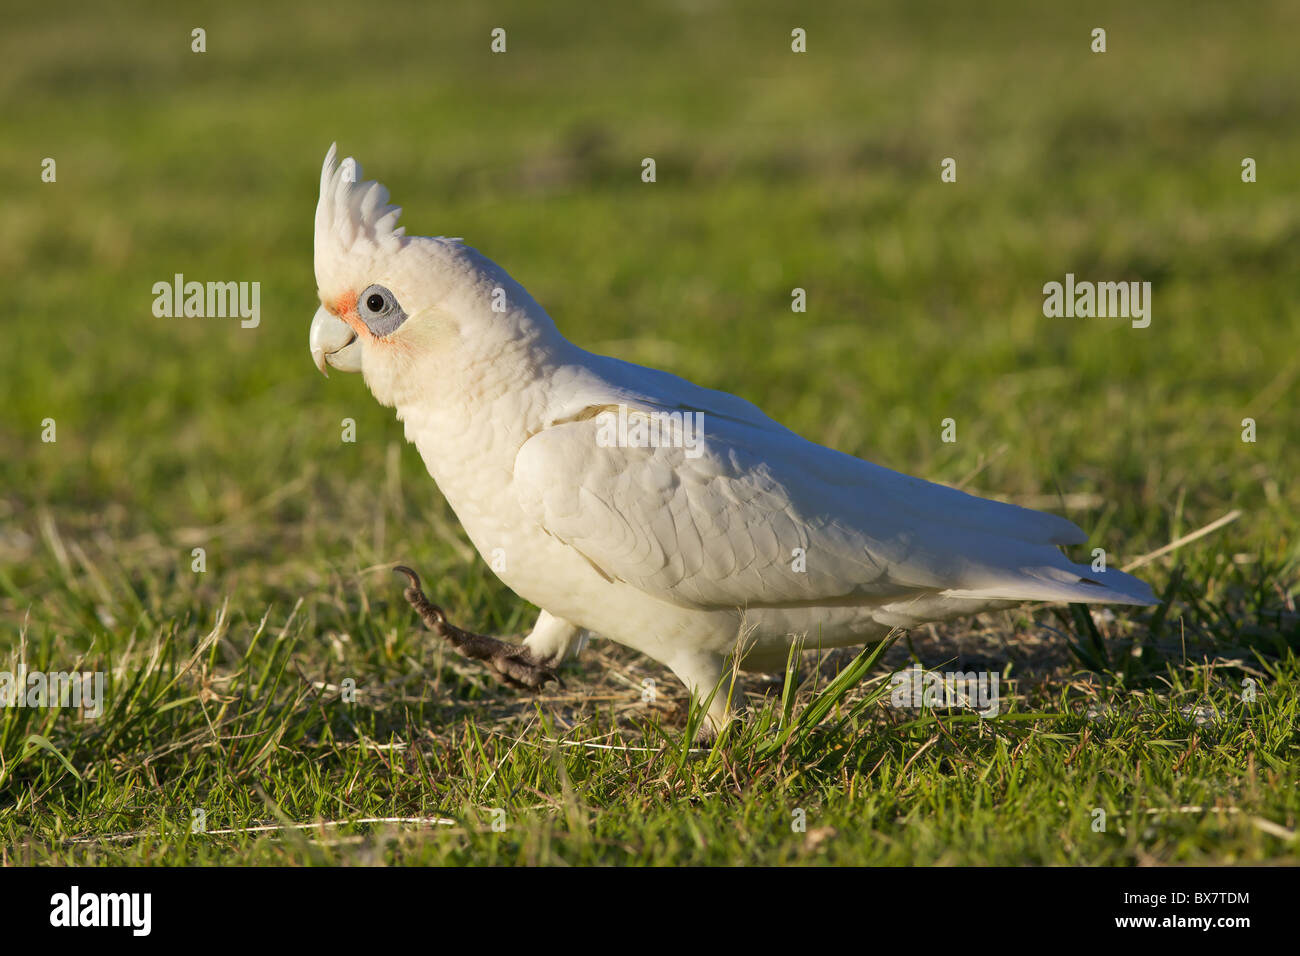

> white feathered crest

[{"left": 315, "top": 144, "right": 408, "bottom": 282}]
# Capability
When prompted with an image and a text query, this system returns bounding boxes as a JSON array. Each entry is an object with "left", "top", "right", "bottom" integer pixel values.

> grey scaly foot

[{"left": 393, "top": 566, "right": 563, "bottom": 690}]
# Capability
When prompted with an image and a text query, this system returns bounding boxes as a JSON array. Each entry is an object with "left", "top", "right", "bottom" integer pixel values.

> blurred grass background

[{"left": 0, "top": 0, "right": 1297, "bottom": 864}]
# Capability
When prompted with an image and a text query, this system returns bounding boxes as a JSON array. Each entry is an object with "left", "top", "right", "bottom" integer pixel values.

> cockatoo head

[
  {"left": 310, "top": 144, "right": 412, "bottom": 383},
  {"left": 310, "top": 144, "right": 557, "bottom": 410}
]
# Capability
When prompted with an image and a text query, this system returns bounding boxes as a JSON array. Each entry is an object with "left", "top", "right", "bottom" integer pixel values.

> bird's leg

[
  {"left": 393, "top": 566, "right": 562, "bottom": 690},
  {"left": 667, "top": 652, "right": 734, "bottom": 741},
  {"left": 522, "top": 610, "right": 589, "bottom": 666}
]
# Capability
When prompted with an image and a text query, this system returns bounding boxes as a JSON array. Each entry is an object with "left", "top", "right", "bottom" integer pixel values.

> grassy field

[{"left": 1, "top": 0, "right": 1297, "bottom": 865}]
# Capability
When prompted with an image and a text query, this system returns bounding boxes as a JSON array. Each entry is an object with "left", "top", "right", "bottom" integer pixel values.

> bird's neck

[
  {"left": 378, "top": 244, "right": 586, "bottom": 521},
  {"left": 389, "top": 321, "right": 578, "bottom": 502}
]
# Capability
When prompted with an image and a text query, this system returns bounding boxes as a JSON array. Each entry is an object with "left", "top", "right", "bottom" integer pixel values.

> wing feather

[{"left": 514, "top": 391, "right": 1154, "bottom": 611}]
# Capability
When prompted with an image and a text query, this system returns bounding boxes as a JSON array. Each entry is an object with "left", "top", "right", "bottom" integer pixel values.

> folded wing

[{"left": 513, "top": 360, "right": 1155, "bottom": 612}]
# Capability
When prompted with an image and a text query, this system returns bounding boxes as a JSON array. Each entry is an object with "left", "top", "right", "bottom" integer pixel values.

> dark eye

[{"left": 356, "top": 284, "right": 408, "bottom": 337}]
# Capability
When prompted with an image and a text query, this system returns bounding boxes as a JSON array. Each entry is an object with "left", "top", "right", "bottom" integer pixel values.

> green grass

[{"left": 1, "top": 0, "right": 1297, "bottom": 865}]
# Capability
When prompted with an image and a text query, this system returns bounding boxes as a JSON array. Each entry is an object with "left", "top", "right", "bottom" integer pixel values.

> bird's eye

[{"left": 355, "top": 284, "right": 408, "bottom": 337}]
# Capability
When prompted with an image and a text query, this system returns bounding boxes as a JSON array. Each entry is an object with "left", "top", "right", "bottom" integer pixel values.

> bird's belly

[{"left": 488, "top": 527, "right": 740, "bottom": 664}]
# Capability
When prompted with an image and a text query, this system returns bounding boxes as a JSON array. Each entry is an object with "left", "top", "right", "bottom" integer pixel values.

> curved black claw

[{"left": 393, "top": 565, "right": 563, "bottom": 691}]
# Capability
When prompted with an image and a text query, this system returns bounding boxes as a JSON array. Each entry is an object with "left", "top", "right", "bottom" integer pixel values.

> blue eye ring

[{"left": 357, "top": 284, "right": 408, "bottom": 337}]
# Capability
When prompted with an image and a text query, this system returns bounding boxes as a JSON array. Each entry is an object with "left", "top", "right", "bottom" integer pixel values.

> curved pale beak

[{"left": 309, "top": 305, "right": 362, "bottom": 376}]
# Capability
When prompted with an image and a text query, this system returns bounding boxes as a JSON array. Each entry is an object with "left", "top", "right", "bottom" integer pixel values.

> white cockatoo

[{"left": 309, "top": 145, "right": 1154, "bottom": 732}]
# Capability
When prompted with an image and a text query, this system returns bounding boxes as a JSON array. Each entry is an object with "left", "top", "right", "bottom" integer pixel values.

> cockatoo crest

[{"left": 314, "top": 144, "right": 409, "bottom": 292}]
